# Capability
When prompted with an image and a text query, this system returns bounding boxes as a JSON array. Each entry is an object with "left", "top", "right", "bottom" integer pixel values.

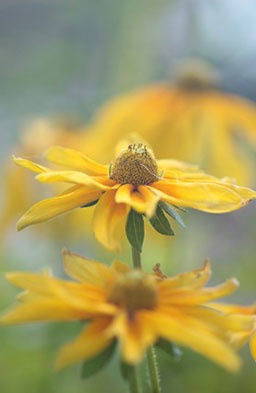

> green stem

[
  {"left": 131, "top": 247, "right": 142, "bottom": 269},
  {"left": 129, "top": 365, "right": 143, "bottom": 393},
  {"left": 147, "top": 346, "right": 162, "bottom": 393},
  {"left": 130, "top": 246, "right": 162, "bottom": 393}
]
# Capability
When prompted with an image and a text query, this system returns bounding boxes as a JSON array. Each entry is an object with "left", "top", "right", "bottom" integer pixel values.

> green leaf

[
  {"left": 81, "top": 199, "right": 99, "bottom": 208},
  {"left": 159, "top": 201, "right": 185, "bottom": 228},
  {"left": 149, "top": 205, "right": 175, "bottom": 236},
  {"left": 156, "top": 338, "right": 182, "bottom": 360},
  {"left": 120, "top": 360, "right": 133, "bottom": 382},
  {"left": 126, "top": 209, "right": 144, "bottom": 252},
  {"left": 81, "top": 341, "right": 116, "bottom": 379},
  {"left": 172, "top": 204, "right": 187, "bottom": 213}
]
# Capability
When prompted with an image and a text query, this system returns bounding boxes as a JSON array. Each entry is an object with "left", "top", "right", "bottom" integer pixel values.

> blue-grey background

[{"left": 1, "top": 1, "right": 256, "bottom": 392}]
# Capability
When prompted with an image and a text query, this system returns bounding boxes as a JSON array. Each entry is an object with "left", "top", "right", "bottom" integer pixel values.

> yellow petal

[
  {"left": 143, "top": 311, "right": 241, "bottom": 372},
  {"left": 152, "top": 180, "right": 255, "bottom": 213},
  {"left": 137, "top": 186, "right": 160, "bottom": 217},
  {"left": 164, "top": 279, "right": 239, "bottom": 306},
  {"left": 36, "top": 171, "right": 112, "bottom": 190},
  {"left": 107, "top": 312, "right": 155, "bottom": 364},
  {"left": 115, "top": 184, "right": 159, "bottom": 217},
  {"left": 250, "top": 332, "right": 256, "bottom": 361},
  {"left": 209, "top": 302, "right": 256, "bottom": 316},
  {"left": 17, "top": 186, "right": 102, "bottom": 231},
  {"left": 111, "top": 260, "right": 131, "bottom": 274},
  {"left": 46, "top": 145, "right": 108, "bottom": 176},
  {"left": 157, "top": 159, "right": 199, "bottom": 172},
  {"left": 13, "top": 156, "right": 49, "bottom": 174},
  {"left": 1, "top": 271, "right": 114, "bottom": 325},
  {"left": 55, "top": 318, "right": 112, "bottom": 369},
  {"left": 177, "top": 306, "right": 254, "bottom": 333},
  {"left": 1, "top": 298, "right": 87, "bottom": 325},
  {"left": 62, "top": 250, "right": 113, "bottom": 287},
  {"left": 159, "top": 259, "right": 211, "bottom": 292},
  {"left": 93, "top": 190, "right": 129, "bottom": 252}
]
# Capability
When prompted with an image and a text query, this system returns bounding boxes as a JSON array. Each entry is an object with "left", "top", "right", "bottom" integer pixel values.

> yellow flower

[
  {"left": 14, "top": 144, "right": 256, "bottom": 251},
  {"left": 0, "top": 118, "right": 88, "bottom": 241},
  {"left": 1, "top": 253, "right": 253, "bottom": 371},
  {"left": 209, "top": 302, "right": 256, "bottom": 361},
  {"left": 86, "top": 61, "right": 256, "bottom": 186}
]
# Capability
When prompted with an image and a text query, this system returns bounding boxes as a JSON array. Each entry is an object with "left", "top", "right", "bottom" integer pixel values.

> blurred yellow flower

[
  {"left": 210, "top": 302, "right": 256, "bottom": 361},
  {"left": 0, "top": 118, "right": 88, "bottom": 241},
  {"left": 86, "top": 61, "right": 256, "bottom": 186},
  {"left": 1, "top": 253, "right": 252, "bottom": 371},
  {"left": 14, "top": 144, "right": 256, "bottom": 251}
]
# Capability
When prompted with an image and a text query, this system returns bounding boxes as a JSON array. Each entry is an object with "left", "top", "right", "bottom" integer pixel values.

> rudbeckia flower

[
  {"left": 86, "top": 60, "right": 256, "bottom": 186},
  {"left": 14, "top": 144, "right": 256, "bottom": 251},
  {"left": 209, "top": 302, "right": 256, "bottom": 361},
  {"left": 0, "top": 117, "right": 88, "bottom": 241},
  {"left": 1, "top": 253, "right": 253, "bottom": 371}
]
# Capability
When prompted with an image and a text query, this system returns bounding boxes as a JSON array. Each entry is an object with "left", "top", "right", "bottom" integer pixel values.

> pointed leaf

[
  {"left": 81, "top": 341, "right": 116, "bottom": 379},
  {"left": 173, "top": 204, "right": 187, "bottom": 213},
  {"left": 157, "top": 338, "right": 182, "bottom": 360},
  {"left": 120, "top": 361, "right": 133, "bottom": 382},
  {"left": 126, "top": 209, "right": 145, "bottom": 252},
  {"left": 149, "top": 205, "right": 175, "bottom": 236},
  {"left": 159, "top": 201, "right": 185, "bottom": 228}
]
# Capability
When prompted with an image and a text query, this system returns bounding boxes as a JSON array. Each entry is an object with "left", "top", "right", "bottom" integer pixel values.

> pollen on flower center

[
  {"left": 110, "top": 144, "right": 159, "bottom": 186},
  {"left": 107, "top": 271, "right": 158, "bottom": 312}
]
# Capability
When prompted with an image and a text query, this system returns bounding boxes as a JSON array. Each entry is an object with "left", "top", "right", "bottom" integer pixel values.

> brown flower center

[
  {"left": 176, "top": 61, "right": 219, "bottom": 91},
  {"left": 110, "top": 144, "right": 159, "bottom": 186},
  {"left": 108, "top": 271, "right": 158, "bottom": 312}
]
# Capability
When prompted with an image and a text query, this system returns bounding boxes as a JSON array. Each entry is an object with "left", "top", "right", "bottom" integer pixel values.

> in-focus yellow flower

[
  {"left": 210, "top": 302, "right": 256, "bottom": 361},
  {"left": 1, "top": 253, "right": 253, "bottom": 371},
  {"left": 14, "top": 144, "right": 256, "bottom": 251},
  {"left": 86, "top": 60, "right": 256, "bottom": 186}
]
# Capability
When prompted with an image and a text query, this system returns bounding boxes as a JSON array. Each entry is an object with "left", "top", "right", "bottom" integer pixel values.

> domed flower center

[
  {"left": 108, "top": 271, "right": 158, "bottom": 312},
  {"left": 110, "top": 144, "right": 159, "bottom": 186},
  {"left": 176, "top": 61, "right": 219, "bottom": 91}
]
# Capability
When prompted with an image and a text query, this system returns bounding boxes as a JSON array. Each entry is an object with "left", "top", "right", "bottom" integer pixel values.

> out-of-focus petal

[
  {"left": 55, "top": 318, "right": 112, "bottom": 368},
  {"left": 46, "top": 145, "right": 108, "bottom": 175}
]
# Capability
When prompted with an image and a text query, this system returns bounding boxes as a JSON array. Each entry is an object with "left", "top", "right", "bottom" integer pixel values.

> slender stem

[
  {"left": 147, "top": 346, "right": 162, "bottom": 393},
  {"left": 129, "top": 365, "right": 143, "bottom": 393},
  {"left": 130, "top": 246, "right": 162, "bottom": 393},
  {"left": 131, "top": 247, "right": 142, "bottom": 269}
]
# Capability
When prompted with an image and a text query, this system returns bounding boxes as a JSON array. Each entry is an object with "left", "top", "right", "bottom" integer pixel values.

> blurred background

[{"left": 1, "top": 0, "right": 256, "bottom": 392}]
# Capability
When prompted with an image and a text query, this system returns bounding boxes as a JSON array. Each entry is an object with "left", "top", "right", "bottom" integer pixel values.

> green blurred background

[{"left": 1, "top": 0, "right": 256, "bottom": 392}]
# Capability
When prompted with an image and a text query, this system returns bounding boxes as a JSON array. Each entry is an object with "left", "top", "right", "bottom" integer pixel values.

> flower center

[
  {"left": 110, "top": 144, "right": 159, "bottom": 186},
  {"left": 108, "top": 271, "right": 158, "bottom": 312},
  {"left": 176, "top": 60, "right": 219, "bottom": 91}
]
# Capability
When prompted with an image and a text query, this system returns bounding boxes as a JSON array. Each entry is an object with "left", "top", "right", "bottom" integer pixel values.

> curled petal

[
  {"left": 107, "top": 312, "right": 155, "bottom": 364},
  {"left": 115, "top": 184, "right": 159, "bottom": 217},
  {"left": 17, "top": 186, "right": 102, "bottom": 231},
  {"left": 93, "top": 190, "right": 130, "bottom": 252},
  {"left": 159, "top": 259, "right": 211, "bottom": 292}
]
